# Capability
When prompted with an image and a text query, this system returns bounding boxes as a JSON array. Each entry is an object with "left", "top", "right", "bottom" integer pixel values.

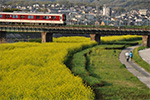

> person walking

[
  {"left": 129, "top": 51, "right": 133, "bottom": 61},
  {"left": 125, "top": 51, "right": 130, "bottom": 62}
]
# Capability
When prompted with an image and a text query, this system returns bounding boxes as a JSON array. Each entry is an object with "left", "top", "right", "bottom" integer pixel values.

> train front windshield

[{"left": 63, "top": 14, "right": 66, "bottom": 21}]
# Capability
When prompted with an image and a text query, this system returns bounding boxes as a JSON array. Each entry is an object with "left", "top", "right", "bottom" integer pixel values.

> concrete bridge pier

[
  {"left": 90, "top": 34, "right": 101, "bottom": 44},
  {"left": 142, "top": 35, "right": 150, "bottom": 47},
  {"left": 41, "top": 32, "right": 53, "bottom": 43},
  {"left": 0, "top": 31, "right": 6, "bottom": 43}
]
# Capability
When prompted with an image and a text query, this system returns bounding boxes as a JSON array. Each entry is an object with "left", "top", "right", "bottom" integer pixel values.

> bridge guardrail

[
  {"left": 0, "top": 25, "right": 150, "bottom": 35},
  {"left": 0, "top": 23, "right": 150, "bottom": 29}
]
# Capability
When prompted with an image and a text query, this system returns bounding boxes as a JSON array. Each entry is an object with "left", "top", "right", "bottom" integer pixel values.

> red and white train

[{"left": 0, "top": 12, "right": 66, "bottom": 26}]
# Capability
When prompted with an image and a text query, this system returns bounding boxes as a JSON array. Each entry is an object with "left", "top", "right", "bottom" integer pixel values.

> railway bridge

[{"left": 0, "top": 25, "right": 150, "bottom": 47}]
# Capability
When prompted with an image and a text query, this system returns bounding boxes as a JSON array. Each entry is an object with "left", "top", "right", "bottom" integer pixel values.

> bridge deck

[{"left": 0, "top": 25, "right": 150, "bottom": 35}]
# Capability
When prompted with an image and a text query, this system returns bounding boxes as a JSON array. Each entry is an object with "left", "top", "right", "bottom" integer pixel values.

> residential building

[
  {"left": 103, "top": 5, "right": 112, "bottom": 17},
  {"left": 139, "top": 9, "right": 148, "bottom": 15}
]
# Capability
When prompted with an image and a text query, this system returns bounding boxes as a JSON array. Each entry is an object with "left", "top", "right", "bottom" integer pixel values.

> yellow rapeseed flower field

[
  {"left": 0, "top": 37, "right": 96, "bottom": 100},
  {"left": 0, "top": 36, "right": 141, "bottom": 100},
  {"left": 101, "top": 35, "right": 141, "bottom": 42}
]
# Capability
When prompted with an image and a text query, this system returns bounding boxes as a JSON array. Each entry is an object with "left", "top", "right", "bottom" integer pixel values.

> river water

[{"left": 6, "top": 32, "right": 90, "bottom": 43}]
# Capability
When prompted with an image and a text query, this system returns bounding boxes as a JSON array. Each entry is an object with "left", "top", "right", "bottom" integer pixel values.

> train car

[{"left": 0, "top": 12, "right": 66, "bottom": 26}]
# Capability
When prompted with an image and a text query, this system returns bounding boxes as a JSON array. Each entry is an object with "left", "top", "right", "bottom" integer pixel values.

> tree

[{"left": 3, "top": 8, "right": 21, "bottom": 12}]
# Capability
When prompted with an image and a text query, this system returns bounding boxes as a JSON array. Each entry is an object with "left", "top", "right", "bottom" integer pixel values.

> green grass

[
  {"left": 133, "top": 46, "right": 150, "bottom": 72},
  {"left": 72, "top": 50, "right": 89, "bottom": 76},
  {"left": 71, "top": 36, "right": 150, "bottom": 99},
  {"left": 71, "top": 43, "right": 150, "bottom": 100},
  {"left": 29, "top": 39, "right": 41, "bottom": 43},
  {"left": 87, "top": 46, "right": 150, "bottom": 99},
  {"left": 72, "top": 45, "right": 103, "bottom": 86}
]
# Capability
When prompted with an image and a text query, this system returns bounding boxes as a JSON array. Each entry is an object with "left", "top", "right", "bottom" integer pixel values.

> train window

[
  {"left": 5, "top": 15, "right": 10, "bottom": 18},
  {"left": 43, "top": 16, "right": 45, "bottom": 19},
  {"left": 51, "top": 16, "right": 56, "bottom": 20},
  {"left": 21, "top": 15, "right": 25, "bottom": 19},
  {"left": 0, "top": 15, "right": 3, "bottom": 18},
  {"left": 13, "top": 15, "right": 18, "bottom": 18},
  {"left": 36, "top": 16, "right": 40, "bottom": 19},
  {"left": 28, "top": 15, "right": 33, "bottom": 19},
  {"left": 13, "top": 15, "right": 15, "bottom": 18},
  {"left": 60, "top": 16, "right": 62, "bottom": 20},
  {"left": 46, "top": 16, "right": 49, "bottom": 19},
  {"left": 43, "top": 16, "right": 49, "bottom": 19}
]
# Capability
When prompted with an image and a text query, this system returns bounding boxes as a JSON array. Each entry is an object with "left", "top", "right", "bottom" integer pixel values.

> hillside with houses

[{"left": 0, "top": 0, "right": 150, "bottom": 26}]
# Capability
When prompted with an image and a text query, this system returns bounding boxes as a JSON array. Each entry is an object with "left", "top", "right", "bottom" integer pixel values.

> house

[
  {"left": 56, "top": 3, "right": 60, "bottom": 7},
  {"left": 51, "top": 4, "right": 55, "bottom": 8},
  {"left": 81, "top": 6, "right": 85, "bottom": 9},
  {"left": 75, "top": 14, "right": 82, "bottom": 19},
  {"left": 139, "top": 9, "right": 148, "bottom": 15},
  {"left": 16, "top": 6, "right": 21, "bottom": 9},
  {"left": 21, "top": 7, "right": 27, "bottom": 10},
  {"left": 27, "top": 6, "right": 32, "bottom": 10},
  {"left": 42, "top": 4, "right": 45, "bottom": 7},
  {"left": 101, "top": 21, "right": 105, "bottom": 25},
  {"left": 136, "top": 19, "right": 143, "bottom": 22},
  {"left": 33, "top": 4, "right": 40, "bottom": 8}
]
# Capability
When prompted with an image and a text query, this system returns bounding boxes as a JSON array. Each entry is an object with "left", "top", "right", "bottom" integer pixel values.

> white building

[
  {"left": 27, "top": 6, "right": 32, "bottom": 10},
  {"left": 139, "top": 9, "right": 148, "bottom": 15},
  {"left": 103, "top": 5, "right": 112, "bottom": 17},
  {"left": 42, "top": 4, "right": 45, "bottom": 7},
  {"left": 51, "top": 4, "right": 55, "bottom": 8},
  {"left": 75, "top": 14, "right": 82, "bottom": 19},
  {"left": 56, "top": 3, "right": 60, "bottom": 7},
  {"left": 136, "top": 19, "right": 143, "bottom": 22},
  {"left": 21, "top": 7, "right": 26, "bottom": 10},
  {"left": 33, "top": 4, "right": 40, "bottom": 8}
]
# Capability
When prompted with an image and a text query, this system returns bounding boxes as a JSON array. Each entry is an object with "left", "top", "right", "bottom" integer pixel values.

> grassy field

[
  {"left": 0, "top": 37, "right": 96, "bottom": 100},
  {"left": 133, "top": 46, "right": 150, "bottom": 72},
  {"left": 71, "top": 35, "right": 150, "bottom": 100},
  {"left": 87, "top": 47, "right": 150, "bottom": 99}
]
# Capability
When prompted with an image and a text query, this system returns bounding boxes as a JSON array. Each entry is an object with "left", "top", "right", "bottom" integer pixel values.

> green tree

[{"left": 3, "top": 8, "right": 21, "bottom": 12}]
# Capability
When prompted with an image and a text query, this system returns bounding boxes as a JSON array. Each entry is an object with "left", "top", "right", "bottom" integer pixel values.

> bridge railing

[
  {"left": 0, "top": 24, "right": 150, "bottom": 30},
  {"left": 64, "top": 25, "right": 150, "bottom": 29}
]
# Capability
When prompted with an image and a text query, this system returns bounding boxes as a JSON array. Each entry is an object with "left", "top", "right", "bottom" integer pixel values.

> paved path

[
  {"left": 119, "top": 45, "right": 150, "bottom": 88},
  {"left": 139, "top": 48, "right": 150, "bottom": 64}
]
